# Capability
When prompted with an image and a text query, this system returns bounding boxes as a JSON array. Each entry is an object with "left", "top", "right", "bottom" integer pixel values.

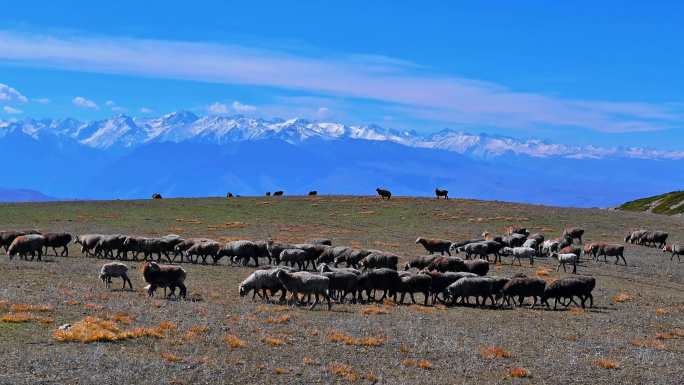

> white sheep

[
  {"left": 99, "top": 262, "right": 132, "bottom": 289},
  {"left": 553, "top": 253, "right": 578, "bottom": 274},
  {"left": 275, "top": 270, "right": 331, "bottom": 310},
  {"left": 502, "top": 246, "right": 536, "bottom": 266},
  {"left": 239, "top": 268, "right": 287, "bottom": 302},
  {"left": 541, "top": 240, "right": 560, "bottom": 257}
]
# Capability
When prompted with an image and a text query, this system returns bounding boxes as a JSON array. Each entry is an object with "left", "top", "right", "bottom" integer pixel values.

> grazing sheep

[
  {"left": 500, "top": 247, "right": 535, "bottom": 266},
  {"left": 598, "top": 244, "right": 626, "bottom": 265},
  {"left": 360, "top": 252, "right": 399, "bottom": 270},
  {"left": 507, "top": 227, "right": 530, "bottom": 236},
  {"left": 152, "top": 193, "right": 162, "bottom": 199},
  {"left": 500, "top": 277, "right": 546, "bottom": 308},
  {"left": 308, "top": 190, "right": 318, "bottom": 196},
  {"left": 1, "top": 230, "right": 40, "bottom": 252},
  {"left": 75, "top": 234, "right": 105, "bottom": 257},
  {"left": 397, "top": 272, "right": 432, "bottom": 305},
  {"left": 356, "top": 268, "right": 401, "bottom": 303},
  {"left": 316, "top": 246, "right": 350, "bottom": 265},
  {"left": 446, "top": 277, "right": 499, "bottom": 306},
  {"left": 218, "top": 240, "right": 261, "bottom": 266},
  {"left": 404, "top": 255, "right": 439, "bottom": 271},
  {"left": 99, "top": 262, "right": 132, "bottom": 289},
  {"left": 435, "top": 188, "right": 448, "bottom": 199},
  {"left": 321, "top": 271, "right": 359, "bottom": 303},
  {"left": 521, "top": 238, "right": 538, "bottom": 250},
  {"left": 94, "top": 234, "right": 127, "bottom": 259},
  {"left": 42, "top": 232, "right": 72, "bottom": 257},
  {"left": 273, "top": 191, "right": 284, "bottom": 196},
  {"left": 663, "top": 244, "right": 683, "bottom": 262},
  {"left": 559, "top": 245, "right": 582, "bottom": 259},
  {"left": 141, "top": 261, "right": 187, "bottom": 298},
  {"left": 254, "top": 240, "right": 271, "bottom": 264},
  {"left": 641, "top": 231, "right": 668, "bottom": 248},
  {"left": 310, "top": 238, "right": 332, "bottom": 246},
  {"left": 464, "top": 259, "right": 489, "bottom": 276},
  {"left": 422, "top": 271, "right": 477, "bottom": 304},
  {"left": 415, "top": 237, "right": 452, "bottom": 255},
  {"left": 280, "top": 248, "right": 309, "bottom": 270},
  {"left": 584, "top": 243, "right": 602, "bottom": 261},
  {"left": 318, "top": 264, "right": 361, "bottom": 276},
  {"left": 541, "top": 239, "right": 560, "bottom": 257},
  {"left": 426, "top": 256, "right": 466, "bottom": 273},
  {"left": 266, "top": 240, "right": 297, "bottom": 265},
  {"left": 123, "top": 236, "right": 182, "bottom": 262},
  {"left": 541, "top": 276, "right": 596, "bottom": 309},
  {"left": 461, "top": 241, "right": 503, "bottom": 262},
  {"left": 552, "top": 253, "right": 579, "bottom": 273},
  {"left": 625, "top": 230, "right": 647, "bottom": 244},
  {"left": 293, "top": 243, "right": 329, "bottom": 270},
  {"left": 448, "top": 238, "right": 486, "bottom": 254},
  {"left": 186, "top": 241, "right": 221, "bottom": 264},
  {"left": 239, "top": 268, "right": 288, "bottom": 302},
  {"left": 172, "top": 238, "right": 212, "bottom": 263},
  {"left": 562, "top": 227, "right": 585, "bottom": 244},
  {"left": 276, "top": 270, "right": 331, "bottom": 310},
  {"left": 7, "top": 234, "right": 45, "bottom": 261},
  {"left": 502, "top": 233, "right": 527, "bottom": 248},
  {"left": 375, "top": 188, "right": 391, "bottom": 200}
]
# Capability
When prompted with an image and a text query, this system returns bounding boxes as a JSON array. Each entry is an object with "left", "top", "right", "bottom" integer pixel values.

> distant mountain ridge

[
  {"left": 0, "top": 188, "right": 54, "bottom": 202},
  {"left": 2, "top": 111, "right": 684, "bottom": 160},
  {"left": 618, "top": 191, "right": 684, "bottom": 216}
]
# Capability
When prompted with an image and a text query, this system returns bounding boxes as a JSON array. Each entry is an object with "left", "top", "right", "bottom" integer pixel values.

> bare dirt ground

[{"left": 0, "top": 196, "right": 682, "bottom": 385}]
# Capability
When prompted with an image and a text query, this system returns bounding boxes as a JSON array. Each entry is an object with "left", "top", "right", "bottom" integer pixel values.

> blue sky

[{"left": 1, "top": 1, "right": 683, "bottom": 147}]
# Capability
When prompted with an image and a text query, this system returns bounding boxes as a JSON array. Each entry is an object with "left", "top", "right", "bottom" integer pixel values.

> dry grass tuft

[
  {"left": 655, "top": 332, "right": 675, "bottom": 340},
  {"left": 328, "top": 331, "right": 385, "bottom": 347},
  {"left": 161, "top": 352, "right": 183, "bottom": 363},
  {"left": 223, "top": 334, "right": 246, "bottom": 349},
  {"left": 364, "top": 373, "right": 380, "bottom": 383},
  {"left": 83, "top": 303, "right": 104, "bottom": 311},
  {"left": 611, "top": 293, "right": 633, "bottom": 303},
  {"left": 111, "top": 313, "right": 133, "bottom": 325},
  {"left": 674, "top": 328, "right": 684, "bottom": 337},
  {"left": 273, "top": 367, "right": 289, "bottom": 375},
  {"left": 479, "top": 346, "right": 512, "bottom": 359},
  {"left": 256, "top": 305, "right": 289, "bottom": 313},
  {"left": 569, "top": 307, "right": 586, "bottom": 315},
  {"left": 509, "top": 367, "right": 530, "bottom": 378},
  {"left": 302, "top": 357, "right": 315, "bottom": 366},
  {"left": 0, "top": 312, "right": 53, "bottom": 324},
  {"left": 265, "top": 314, "right": 291, "bottom": 324},
  {"left": 53, "top": 316, "right": 166, "bottom": 343},
  {"left": 158, "top": 321, "right": 177, "bottom": 331},
  {"left": 361, "top": 306, "right": 388, "bottom": 316},
  {"left": 593, "top": 358, "right": 620, "bottom": 369},
  {"left": 263, "top": 336, "right": 287, "bottom": 346},
  {"left": 10, "top": 303, "right": 53, "bottom": 313},
  {"left": 655, "top": 308, "right": 669, "bottom": 316},
  {"left": 535, "top": 267, "right": 550, "bottom": 277},
  {"left": 399, "top": 345, "right": 411, "bottom": 354},
  {"left": 329, "top": 362, "right": 358, "bottom": 381},
  {"left": 402, "top": 359, "right": 433, "bottom": 370},
  {"left": 631, "top": 338, "right": 667, "bottom": 350}
]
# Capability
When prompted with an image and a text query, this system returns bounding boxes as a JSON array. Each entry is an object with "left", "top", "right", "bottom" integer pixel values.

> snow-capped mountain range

[{"left": 1, "top": 111, "right": 682, "bottom": 160}]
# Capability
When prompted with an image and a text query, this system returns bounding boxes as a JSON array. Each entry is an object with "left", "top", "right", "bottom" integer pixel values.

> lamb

[
  {"left": 356, "top": 268, "right": 401, "bottom": 303},
  {"left": 375, "top": 188, "right": 391, "bottom": 200},
  {"left": 276, "top": 270, "right": 331, "bottom": 310},
  {"left": 541, "top": 276, "right": 596, "bottom": 309},
  {"left": 562, "top": 227, "right": 585, "bottom": 244},
  {"left": 99, "top": 262, "right": 132, "bottom": 289},
  {"left": 464, "top": 259, "right": 490, "bottom": 276},
  {"left": 42, "top": 232, "right": 72, "bottom": 257},
  {"left": 449, "top": 238, "right": 486, "bottom": 253},
  {"left": 500, "top": 247, "right": 535, "bottom": 266},
  {"left": 435, "top": 188, "right": 449, "bottom": 199},
  {"left": 446, "top": 277, "right": 498, "bottom": 306},
  {"left": 426, "top": 256, "right": 466, "bottom": 273},
  {"left": 186, "top": 241, "right": 221, "bottom": 264},
  {"left": 7, "top": 234, "right": 45, "bottom": 261},
  {"left": 218, "top": 240, "right": 261, "bottom": 266},
  {"left": 415, "top": 237, "right": 452, "bottom": 255},
  {"left": 500, "top": 277, "right": 546, "bottom": 308},
  {"left": 239, "top": 268, "right": 288, "bottom": 302},
  {"left": 359, "top": 252, "right": 399, "bottom": 270},
  {"left": 141, "top": 261, "right": 187, "bottom": 298},
  {"left": 461, "top": 241, "right": 503, "bottom": 262},
  {"left": 172, "top": 238, "right": 213, "bottom": 263},
  {"left": 279, "top": 249, "right": 309, "bottom": 270},
  {"left": 75, "top": 234, "right": 104, "bottom": 257},
  {"left": 397, "top": 272, "right": 432, "bottom": 305},
  {"left": 598, "top": 244, "right": 626, "bottom": 265},
  {"left": 404, "top": 255, "right": 439, "bottom": 271},
  {"left": 584, "top": 243, "right": 602, "bottom": 261},
  {"left": 663, "top": 244, "right": 683, "bottom": 262},
  {"left": 123, "top": 236, "right": 180, "bottom": 262},
  {"left": 552, "top": 253, "right": 579, "bottom": 273},
  {"left": 321, "top": 271, "right": 359, "bottom": 303}
]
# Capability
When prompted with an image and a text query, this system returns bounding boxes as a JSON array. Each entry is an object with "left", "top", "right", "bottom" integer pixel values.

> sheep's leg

[
  {"left": 410, "top": 293, "right": 417, "bottom": 305},
  {"left": 378, "top": 290, "right": 387, "bottom": 303},
  {"left": 323, "top": 292, "right": 332, "bottom": 310},
  {"left": 556, "top": 263, "right": 561, "bottom": 272},
  {"left": 572, "top": 263, "right": 576, "bottom": 274},
  {"left": 529, "top": 296, "right": 536, "bottom": 309},
  {"left": 309, "top": 294, "right": 319, "bottom": 310}
]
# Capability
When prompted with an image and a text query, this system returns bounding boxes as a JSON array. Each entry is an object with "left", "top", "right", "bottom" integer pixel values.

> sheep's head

[
  {"left": 662, "top": 245, "right": 671, "bottom": 252},
  {"left": 500, "top": 247, "right": 513, "bottom": 256},
  {"left": 415, "top": 237, "right": 423, "bottom": 244},
  {"left": 238, "top": 284, "right": 247, "bottom": 297},
  {"left": 99, "top": 273, "right": 106, "bottom": 282}
]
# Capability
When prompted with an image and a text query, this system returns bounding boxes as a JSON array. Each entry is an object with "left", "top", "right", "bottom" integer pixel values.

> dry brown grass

[
  {"left": 328, "top": 331, "right": 385, "bottom": 347},
  {"left": 329, "top": 362, "right": 358, "bottom": 381},
  {"left": 593, "top": 358, "right": 620, "bottom": 369},
  {"left": 402, "top": 359, "right": 433, "bottom": 370},
  {"left": 535, "top": 267, "right": 550, "bottom": 277},
  {"left": 655, "top": 308, "right": 669, "bottom": 316},
  {"left": 611, "top": 293, "right": 633, "bottom": 303},
  {"left": 399, "top": 345, "right": 411, "bottom": 354},
  {"left": 10, "top": 303, "right": 53, "bottom": 313},
  {"left": 479, "top": 346, "right": 512, "bottom": 359},
  {"left": 631, "top": 338, "right": 667, "bottom": 350},
  {"left": 509, "top": 367, "right": 530, "bottom": 378},
  {"left": 83, "top": 303, "right": 104, "bottom": 311},
  {"left": 160, "top": 352, "right": 183, "bottom": 363},
  {"left": 111, "top": 313, "right": 134, "bottom": 325},
  {"left": 655, "top": 332, "right": 676, "bottom": 340},
  {"left": 361, "top": 306, "right": 388, "bottom": 316},
  {"left": 256, "top": 305, "right": 289, "bottom": 313},
  {"left": 273, "top": 367, "right": 289, "bottom": 375},
  {"left": 0, "top": 312, "right": 53, "bottom": 324},
  {"left": 302, "top": 357, "right": 315, "bottom": 366},
  {"left": 263, "top": 336, "right": 287, "bottom": 346},
  {"left": 265, "top": 314, "right": 291, "bottom": 324},
  {"left": 223, "top": 334, "right": 246, "bottom": 349},
  {"left": 53, "top": 316, "right": 166, "bottom": 343}
]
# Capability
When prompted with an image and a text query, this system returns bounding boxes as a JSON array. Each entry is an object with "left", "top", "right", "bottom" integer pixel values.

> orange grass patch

[
  {"left": 223, "top": 334, "right": 246, "bottom": 349},
  {"left": 361, "top": 306, "right": 388, "bottom": 316},
  {"left": 53, "top": 317, "right": 166, "bottom": 343},
  {"left": 83, "top": 303, "right": 104, "bottom": 311},
  {"left": 328, "top": 331, "right": 385, "bottom": 347},
  {"left": 161, "top": 352, "right": 183, "bottom": 363},
  {"left": 10, "top": 303, "right": 53, "bottom": 313},
  {"left": 631, "top": 338, "right": 667, "bottom": 350},
  {"left": 479, "top": 346, "right": 512, "bottom": 359},
  {"left": 0, "top": 312, "right": 53, "bottom": 324},
  {"left": 329, "top": 362, "right": 358, "bottom": 381},
  {"left": 273, "top": 367, "right": 289, "bottom": 375},
  {"left": 593, "top": 358, "right": 620, "bottom": 369},
  {"left": 509, "top": 367, "right": 530, "bottom": 378},
  {"left": 402, "top": 359, "right": 433, "bottom": 370},
  {"left": 655, "top": 308, "right": 669, "bottom": 316},
  {"left": 535, "top": 267, "right": 550, "bottom": 277},
  {"left": 265, "top": 314, "right": 291, "bottom": 324},
  {"left": 611, "top": 293, "right": 633, "bottom": 303},
  {"left": 263, "top": 336, "right": 287, "bottom": 346}
]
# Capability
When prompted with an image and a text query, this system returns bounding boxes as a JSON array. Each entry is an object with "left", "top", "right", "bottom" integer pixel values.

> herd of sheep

[{"left": 2, "top": 223, "right": 677, "bottom": 312}]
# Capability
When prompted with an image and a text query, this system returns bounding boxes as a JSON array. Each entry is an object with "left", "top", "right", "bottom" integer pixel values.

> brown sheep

[
  {"left": 8, "top": 234, "right": 45, "bottom": 261},
  {"left": 562, "top": 227, "right": 585, "bottom": 244},
  {"left": 435, "top": 188, "right": 448, "bottom": 199},
  {"left": 42, "top": 232, "right": 72, "bottom": 257},
  {"left": 141, "top": 261, "right": 187, "bottom": 298},
  {"left": 415, "top": 237, "right": 452, "bottom": 255},
  {"left": 375, "top": 188, "right": 391, "bottom": 200}
]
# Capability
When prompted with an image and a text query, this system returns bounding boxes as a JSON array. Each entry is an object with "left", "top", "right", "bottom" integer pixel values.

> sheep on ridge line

[{"left": 376, "top": 188, "right": 391, "bottom": 200}]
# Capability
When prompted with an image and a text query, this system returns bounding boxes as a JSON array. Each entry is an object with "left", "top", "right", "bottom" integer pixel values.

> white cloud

[
  {"left": 208, "top": 102, "right": 229, "bottom": 114},
  {"left": 316, "top": 107, "right": 331, "bottom": 118},
  {"left": 0, "top": 83, "right": 28, "bottom": 104},
  {"left": 232, "top": 101, "right": 256, "bottom": 113},
  {"left": 105, "top": 100, "right": 116, "bottom": 107},
  {"left": 140, "top": 107, "right": 153, "bottom": 113},
  {"left": 3, "top": 105, "right": 23, "bottom": 114},
  {"left": 0, "top": 31, "right": 681, "bottom": 133},
  {"left": 33, "top": 97, "right": 50, "bottom": 104},
  {"left": 111, "top": 106, "right": 126, "bottom": 112},
  {"left": 72, "top": 96, "right": 99, "bottom": 109}
]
